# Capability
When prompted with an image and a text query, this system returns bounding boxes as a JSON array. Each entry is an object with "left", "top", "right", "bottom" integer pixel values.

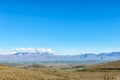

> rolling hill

[
  {"left": 0, "top": 60, "right": 120, "bottom": 80},
  {"left": 91, "top": 60, "right": 120, "bottom": 69}
]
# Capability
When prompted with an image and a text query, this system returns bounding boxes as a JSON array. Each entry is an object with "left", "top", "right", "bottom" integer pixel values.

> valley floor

[{"left": 0, "top": 64, "right": 120, "bottom": 80}]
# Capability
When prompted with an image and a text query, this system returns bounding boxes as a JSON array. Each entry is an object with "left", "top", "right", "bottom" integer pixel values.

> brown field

[{"left": 0, "top": 61, "right": 120, "bottom": 80}]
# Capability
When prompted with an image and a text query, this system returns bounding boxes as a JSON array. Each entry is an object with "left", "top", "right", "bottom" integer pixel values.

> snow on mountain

[{"left": 0, "top": 51, "right": 120, "bottom": 62}]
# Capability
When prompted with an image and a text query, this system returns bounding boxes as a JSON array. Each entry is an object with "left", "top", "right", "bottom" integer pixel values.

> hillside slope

[
  {"left": 0, "top": 63, "right": 120, "bottom": 80},
  {"left": 88, "top": 60, "right": 120, "bottom": 70},
  {"left": 0, "top": 64, "right": 59, "bottom": 80}
]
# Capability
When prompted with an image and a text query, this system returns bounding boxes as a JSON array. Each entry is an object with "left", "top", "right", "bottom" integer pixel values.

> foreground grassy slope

[
  {"left": 0, "top": 64, "right": 59, "bottom": 80},
  {"left": 0, "top": 61, "right": 120, "bottom": 80}
]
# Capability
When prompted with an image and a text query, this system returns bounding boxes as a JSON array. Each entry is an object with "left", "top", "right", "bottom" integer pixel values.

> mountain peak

[{"left": 0, "top": 52, "right": 120, "bottom": 61}]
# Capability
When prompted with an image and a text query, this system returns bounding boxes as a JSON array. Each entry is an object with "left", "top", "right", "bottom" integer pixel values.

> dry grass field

[{"left": 0, "top": 61, "right": 120, "bottom": 80}]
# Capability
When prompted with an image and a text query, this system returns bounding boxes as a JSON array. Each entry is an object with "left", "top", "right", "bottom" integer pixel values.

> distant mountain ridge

[{"left": 0, "top": 52, "right": 120, "bottom": 62}]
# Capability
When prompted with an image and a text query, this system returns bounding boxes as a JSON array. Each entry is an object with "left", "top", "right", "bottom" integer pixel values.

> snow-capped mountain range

[{"left": 0, "top": 52, "right": 120, "bottom": 62}]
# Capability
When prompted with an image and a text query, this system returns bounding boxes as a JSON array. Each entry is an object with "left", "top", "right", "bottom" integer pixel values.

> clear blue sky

[{"left": 0, "top": 0, "right": 120, "bottom": 55}]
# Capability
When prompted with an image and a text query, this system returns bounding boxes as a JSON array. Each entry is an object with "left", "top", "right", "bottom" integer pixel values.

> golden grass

[{"left": 0, "top": 61, "right": 120, "bottom": 80}]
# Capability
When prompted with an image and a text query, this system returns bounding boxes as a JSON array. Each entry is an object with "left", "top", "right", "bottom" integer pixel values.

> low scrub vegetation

[{"left": 0, "top": 61, "right": 120, "bottom": 80}]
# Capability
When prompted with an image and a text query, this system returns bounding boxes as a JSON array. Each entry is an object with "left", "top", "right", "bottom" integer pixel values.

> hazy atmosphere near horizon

[{"left": 0, "top": 0, "right": 120, "bottom": 55}]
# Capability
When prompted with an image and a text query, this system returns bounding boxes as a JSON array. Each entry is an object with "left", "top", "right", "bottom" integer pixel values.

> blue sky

[{"left": 0, "top": 0, "right": 120, "bottom": 55}]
